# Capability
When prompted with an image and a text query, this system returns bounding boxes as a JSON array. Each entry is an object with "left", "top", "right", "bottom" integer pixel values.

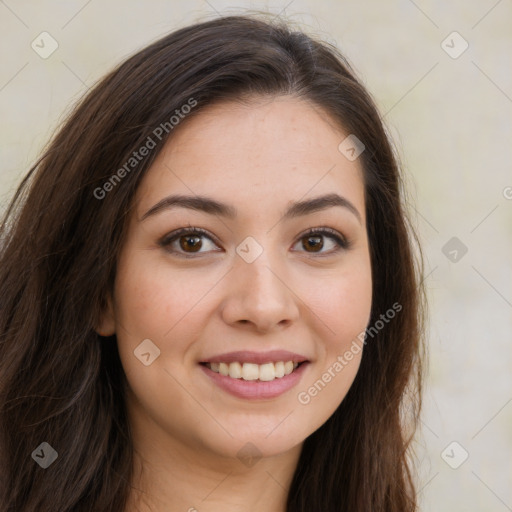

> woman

[{"left": 0, "top": 14, "right": 426, "bottom": 512}]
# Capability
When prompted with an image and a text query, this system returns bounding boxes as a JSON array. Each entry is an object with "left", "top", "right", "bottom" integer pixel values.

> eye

[
  {"left": 291, "top": 227, "right": 350, "bottom": 255},
  {"left": 159, "top": 227, "right": 221, "bottom": 258},
  {"left": 159, "top": 226, "right": 351, "bottom": 259}
]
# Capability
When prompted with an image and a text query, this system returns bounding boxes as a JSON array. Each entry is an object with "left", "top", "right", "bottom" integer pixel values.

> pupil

[
  {"left": 181, "top": 235, "right": 201, "bottom": 252},
  {"left": 305, "top": 236, "right": 322, "bottom": 252}
]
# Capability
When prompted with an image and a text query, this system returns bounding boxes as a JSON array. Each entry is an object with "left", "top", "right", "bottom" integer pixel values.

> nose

[{"left": 220, "top": 249, "right": 300, "bottom": 333}]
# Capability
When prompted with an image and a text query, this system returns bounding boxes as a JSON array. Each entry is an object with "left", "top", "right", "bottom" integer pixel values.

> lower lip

[{"left": 199, "top": 363, "right": 309, "bottom": 400}]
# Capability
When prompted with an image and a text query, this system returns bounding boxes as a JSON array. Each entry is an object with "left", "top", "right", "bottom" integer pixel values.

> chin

[{"left": 197, "top": 422, "right": 307, "bottom": 463}]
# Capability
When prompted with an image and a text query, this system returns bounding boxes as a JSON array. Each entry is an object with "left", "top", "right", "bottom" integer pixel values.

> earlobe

[{"left": 95, "top": 296, "right": 116, "bottom": 336}]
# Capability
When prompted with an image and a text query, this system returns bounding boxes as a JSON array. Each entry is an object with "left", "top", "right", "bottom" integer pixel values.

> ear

[{"left": 95, "top": 294, "right": 116, "bottom": 337}]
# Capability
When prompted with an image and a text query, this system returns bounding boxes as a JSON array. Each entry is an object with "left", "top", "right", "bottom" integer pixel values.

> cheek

[
  {"left": 298, "top": 260, "right": 372, "bottom": 348},
  {"left": 111, "top": 255, "right": 210, "bottom": 430},
  {"left": 111, "top": 252, "right": 228, "bottom": 400},
  {"left": 293, "top": 259, "right": 372, "bottom": 415},
  {"left": 113, "top": 252, "right": 217, "bottom": 341}
]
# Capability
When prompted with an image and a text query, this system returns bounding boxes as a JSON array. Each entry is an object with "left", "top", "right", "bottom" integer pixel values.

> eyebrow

[{"left": 141, "top": 192, "right": 362, "bottom": 224}]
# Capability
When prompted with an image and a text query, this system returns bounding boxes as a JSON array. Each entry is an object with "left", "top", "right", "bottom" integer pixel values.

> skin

[{"left": 98, "top": 95, "right": 373, "bottom": 512}]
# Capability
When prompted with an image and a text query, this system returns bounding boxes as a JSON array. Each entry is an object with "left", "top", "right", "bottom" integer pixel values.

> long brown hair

[{"left": 0, "top": 14, "right": 426, "bottom": 511}]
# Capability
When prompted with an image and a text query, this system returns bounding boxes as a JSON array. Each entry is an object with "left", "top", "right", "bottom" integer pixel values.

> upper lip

[{"left": 200, "top": 350, "right": 310, "bottom": 365}]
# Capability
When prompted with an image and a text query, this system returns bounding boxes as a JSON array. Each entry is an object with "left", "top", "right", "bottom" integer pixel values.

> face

[{"left": 99, "top": 95, "right": 373, "bottom": 463}]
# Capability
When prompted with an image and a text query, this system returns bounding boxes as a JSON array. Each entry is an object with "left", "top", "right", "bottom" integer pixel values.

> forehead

[{"left": 135, "top": 96, "right": 366, "bottom": 223}]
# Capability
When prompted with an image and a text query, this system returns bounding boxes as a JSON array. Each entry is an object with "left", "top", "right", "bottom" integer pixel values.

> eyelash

[{"left": 158, "top": 226, "right": 351, "bottom": 259}]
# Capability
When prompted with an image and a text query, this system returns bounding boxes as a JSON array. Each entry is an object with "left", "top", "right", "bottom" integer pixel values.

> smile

[
  {"left": 203, "top": 361, "right": 301, "bottom": 381},
  {"left": 200, "top": 360, "right": 309, "bottom": 400}
]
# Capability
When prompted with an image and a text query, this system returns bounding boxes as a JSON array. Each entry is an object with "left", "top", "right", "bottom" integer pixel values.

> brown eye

[
  {"left": 159, "top": 227, "right": 220, "bottom": 258},
  {"left": 160, "top": 226, "right": 350, "bottom": 259},
  {"left": 292, "top": 228, "right": 350, "bottom": 255},
  {"left": 302, "top": 235, "right": 324, "bottom": 252},
  {"left": 179, "top": 234, "right": 203, "bottom": 253}
]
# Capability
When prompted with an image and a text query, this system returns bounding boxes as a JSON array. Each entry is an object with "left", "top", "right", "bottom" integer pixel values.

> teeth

[
  {"left": 242, "top": 363, "right": 259, "bottom": 381},
  {"left": 206, "top": 361, "right": 301, "bottom": 381},
  {"left": 274, "top": 361, "right": 285, "bottom": 378},
  {"left": 219, "top": 362, "right": 229, "bottom": 376},
  {"left": 228, "top": 362, "right": 242, "bottom": 379},
  {"left": 259, "top": 363, "right": 275, "bottom": 381}
]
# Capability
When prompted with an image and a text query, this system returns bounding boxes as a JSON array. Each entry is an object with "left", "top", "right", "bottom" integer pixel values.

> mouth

[
  {"left": 200, "top": 360, "right": 305, "bottom": 382},
  {"left": 198, "top": 351, "right": 310, "bottom": 400}
]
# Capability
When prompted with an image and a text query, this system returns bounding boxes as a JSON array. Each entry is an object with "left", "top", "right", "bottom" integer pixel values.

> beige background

[{"left": 1, "top": 1, "right": 511, "bottom": 510}]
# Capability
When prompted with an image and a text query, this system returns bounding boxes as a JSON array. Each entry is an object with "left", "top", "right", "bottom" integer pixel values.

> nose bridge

[
  {"left": 221, "top": 236, "right": 300, "bottom": 331},
  {"left": 235, "top": 229, "right": 280, "bottom": 278},
  {"left": 241, "top": 251, "right": 279, "bottom": 293},
  {"left": 236, "top": 238, "right": 286, "bottom": 302}
]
